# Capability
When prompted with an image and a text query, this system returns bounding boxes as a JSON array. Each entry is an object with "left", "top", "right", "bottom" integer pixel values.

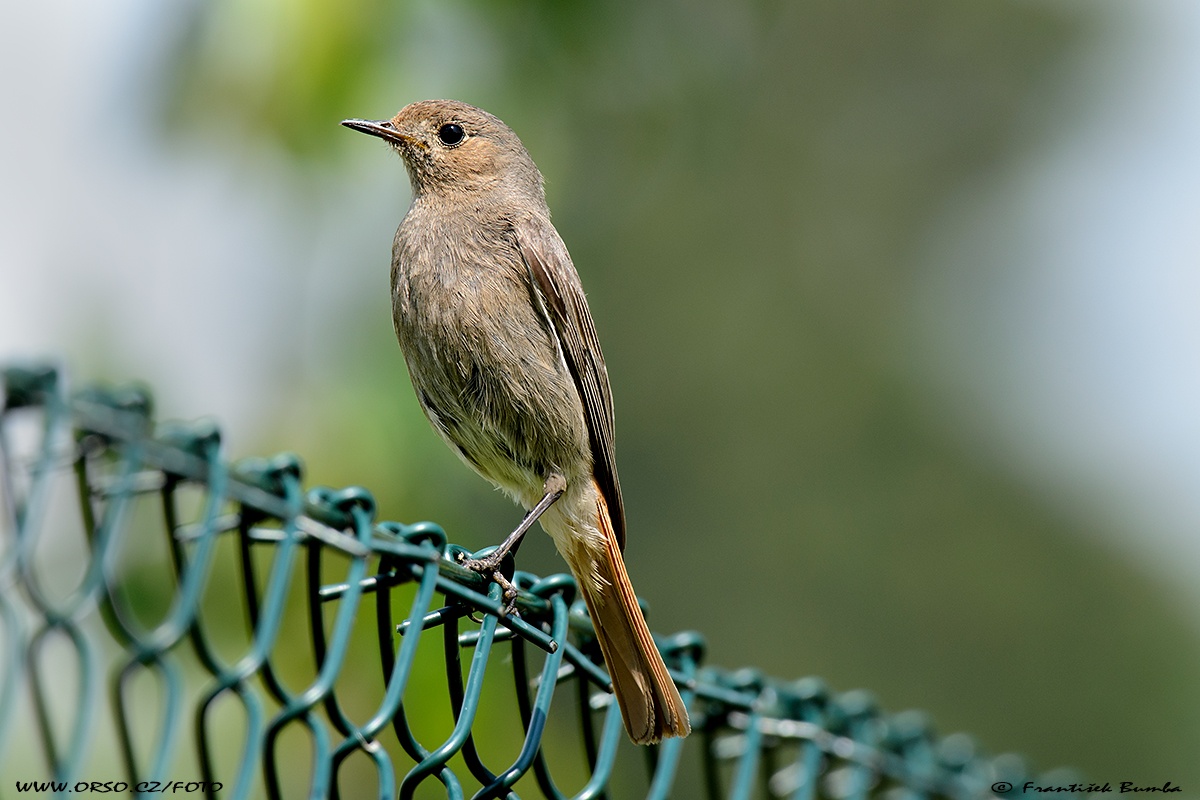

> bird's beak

[{"left": 341, "top": 118, "right": 412, "bottom": 147}]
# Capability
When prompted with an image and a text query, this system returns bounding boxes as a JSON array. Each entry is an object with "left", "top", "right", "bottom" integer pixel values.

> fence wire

[{"left": 0, "top": 363, "right": 1079, "bottom": 799}]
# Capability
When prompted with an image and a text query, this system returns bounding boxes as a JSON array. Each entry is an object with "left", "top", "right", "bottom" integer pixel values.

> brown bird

[{"left": 342, "top": 100, "right": 690, "bottom": 744}]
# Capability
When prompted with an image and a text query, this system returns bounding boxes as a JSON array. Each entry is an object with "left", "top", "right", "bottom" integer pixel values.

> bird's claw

[
  {"left": 490, "top": 570, "right": 521, "bottom": 617},
  {"left": 457, "top": 553, "right": 520, "bottom": 618}
]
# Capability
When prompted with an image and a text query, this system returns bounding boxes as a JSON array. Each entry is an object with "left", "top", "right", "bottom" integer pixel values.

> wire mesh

[{"left": 0, "top": 363, "right": 1081, "bottom": 799}]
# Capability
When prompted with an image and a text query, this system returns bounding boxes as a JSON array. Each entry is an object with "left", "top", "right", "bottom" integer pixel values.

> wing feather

[{"left": 513, "top": 216, "right": 626, "bottom": 551}]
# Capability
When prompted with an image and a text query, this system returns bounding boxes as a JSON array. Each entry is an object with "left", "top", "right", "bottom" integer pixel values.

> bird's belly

[{"left": 394, "top": 271, "right": 591, "bottom": 506}]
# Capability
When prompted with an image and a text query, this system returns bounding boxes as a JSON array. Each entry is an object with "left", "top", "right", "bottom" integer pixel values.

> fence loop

[
  {"left": 888, "top": 709, "right": 934, "bottom": 750},
  {"left": 659, "top": 629, "right": 706, "bottom": 666},
  {"left": 76, "top": 382, "right": 154, "bottom": 423},
  {"left": 379, "top": 519, "right": 448, "bottom": 552},
  {"left": 233, "top": 452, "right": 305, "bottom": 495},
  {"left": 306, "top": 485, "right": 377, "bottom": 528},
  {"left": 157, "top": 419, "right": 222, "bottom": 462},
  {"left": 526, "top": 572, "right": 575, "bottom": 603},
  {"left": 0, "top": 362, "right": 60, "bottom": 410}
]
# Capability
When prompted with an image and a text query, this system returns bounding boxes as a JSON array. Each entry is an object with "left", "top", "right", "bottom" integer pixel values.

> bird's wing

[{"left": 513, "top": 215, "right": 626, "bottom": 551}]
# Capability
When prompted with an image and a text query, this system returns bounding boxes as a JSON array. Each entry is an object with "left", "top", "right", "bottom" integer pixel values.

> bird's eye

[{"left": 437, "top": 123, "right": 465, "bottom": 146}]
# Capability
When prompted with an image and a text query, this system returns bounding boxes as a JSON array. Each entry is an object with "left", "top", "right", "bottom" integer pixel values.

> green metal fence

[{"left": 0, "top": 363, "right": 1076, "bottom": 799}]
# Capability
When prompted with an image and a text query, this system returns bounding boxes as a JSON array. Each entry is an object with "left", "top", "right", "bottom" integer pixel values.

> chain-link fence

[{"left": 0, "top": 363, "right": 1078, "bottom": 799}]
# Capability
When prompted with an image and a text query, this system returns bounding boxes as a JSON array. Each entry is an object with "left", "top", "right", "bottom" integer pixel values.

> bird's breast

[{"left": 389, "top": 211, "right": 591, "bottom": 502}]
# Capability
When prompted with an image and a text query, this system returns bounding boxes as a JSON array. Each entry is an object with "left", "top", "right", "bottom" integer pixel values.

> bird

[{"left": 342, "top": 100, "right": 690, "bottom": 744}]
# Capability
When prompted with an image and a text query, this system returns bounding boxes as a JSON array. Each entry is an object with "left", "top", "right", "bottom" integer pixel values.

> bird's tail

[{"left": 565, "top": 489, "right": 690, "bottom": 745}]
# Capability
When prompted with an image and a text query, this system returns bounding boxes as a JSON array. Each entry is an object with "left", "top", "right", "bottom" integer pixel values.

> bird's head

[{"left": 343, "top": 99, "right": 544, "bottom": 202}]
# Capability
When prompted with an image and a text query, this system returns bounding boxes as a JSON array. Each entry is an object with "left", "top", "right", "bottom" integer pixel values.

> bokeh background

[{"left": 3, "top": 0, "right": 1199, "bottom": 794}]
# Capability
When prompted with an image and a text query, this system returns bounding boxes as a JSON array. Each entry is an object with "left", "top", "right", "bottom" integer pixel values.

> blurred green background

[{"left": 3, "top": 0, "right": 1199, "bottom": 795}]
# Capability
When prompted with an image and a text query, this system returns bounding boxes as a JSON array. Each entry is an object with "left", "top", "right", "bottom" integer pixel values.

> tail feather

[{"left": 569, "top": 490, "right": 690, "bottom": 744}]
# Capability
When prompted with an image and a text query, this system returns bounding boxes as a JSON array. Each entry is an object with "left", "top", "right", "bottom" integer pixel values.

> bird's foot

[
  {"left": 456, "top": 552, "right": 520, "bottom": 617},
  {"left": 453, "top": 475, "right": 567, "bottom": 619}
]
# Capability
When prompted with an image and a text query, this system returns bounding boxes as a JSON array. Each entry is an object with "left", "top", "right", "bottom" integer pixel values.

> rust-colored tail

[{"left": 572, "top": 492, "right": 690, "bottom": 744}]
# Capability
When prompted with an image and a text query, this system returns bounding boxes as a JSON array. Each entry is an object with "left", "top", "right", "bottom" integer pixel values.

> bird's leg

[
  {"left": 465, "top": 473, "right": 567, "bottom": 570},
  {"left": 458, "top": 473, "right": 567, "bottom": 615}
]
